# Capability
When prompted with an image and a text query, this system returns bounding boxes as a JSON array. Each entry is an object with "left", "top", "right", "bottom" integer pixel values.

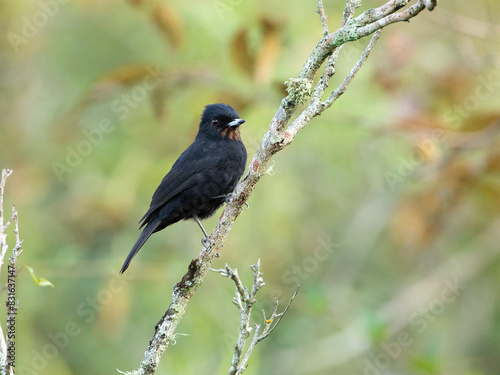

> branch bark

[{"left": 132, "top": 1, "right": 437, "bottom": 373}]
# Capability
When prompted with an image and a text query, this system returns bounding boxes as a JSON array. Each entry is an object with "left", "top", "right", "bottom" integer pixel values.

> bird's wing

[{"left": 139, "top": 146, "right": 220, "bottom": 225}]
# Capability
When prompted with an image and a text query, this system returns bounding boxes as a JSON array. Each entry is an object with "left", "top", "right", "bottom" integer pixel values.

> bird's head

[{"left": 198, "top": 103, "right": 245, "bottom": 141}]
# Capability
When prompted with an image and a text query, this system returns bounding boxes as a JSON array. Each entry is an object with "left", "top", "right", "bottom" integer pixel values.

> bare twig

[
  {"left": 316, "top": 0, "right": 329, "bottom": 36},
  {"left": 0, "top": 169, "right": 14, "bottom": 266},
  {"left": 211, "top": 261, "right": 299, "bottom": 375},
  {"left": 281, "top": 29, "right": 382, "bottom": 145},
  {"left": 322, "top": 30, "right": 382, "bottom": 110},
  {"left": 257, "top": 287, "right": 299, "bottom": 342},
  {"left": 212, "top": 261, "right": 264, "bottom": 374},
  {"left": 132, "top": 1, "right": 437, "bottom": 373},
  {"left": 311, "top": 0, "right": 362, "bottom": 107},
  {"left": 342, "top": 0, "right": 362, "bottom": 26},
  {"left": 235, "top": 289, "right": 299, "bottom": 375}
]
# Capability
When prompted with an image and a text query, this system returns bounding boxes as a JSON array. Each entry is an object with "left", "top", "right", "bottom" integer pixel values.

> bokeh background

[{"left": 1, "top": 1, "right": 500, "bottom": 374}]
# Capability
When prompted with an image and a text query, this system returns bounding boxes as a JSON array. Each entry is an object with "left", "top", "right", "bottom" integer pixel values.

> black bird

[{"left": 120, "top": 104, "right": 247, "bottom": 273}]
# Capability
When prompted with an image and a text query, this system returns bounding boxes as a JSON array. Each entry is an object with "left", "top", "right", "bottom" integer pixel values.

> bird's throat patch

[{"left": 220, "top": 127, "right": 241, "bottom": 141}]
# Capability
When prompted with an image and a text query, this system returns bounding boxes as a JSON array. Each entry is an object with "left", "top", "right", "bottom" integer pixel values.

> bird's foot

[
  {"left": 201, "top": 238, "right": 224, "bottom": 249},
  {"left": 213, "top": 193, "right": 233, "bottom": 204},
  {"left": 201, "top": 237, "right": 209, "bottom": 247},
  {"left": 217, "top": 193, "right": 249, "bottom": 209}
]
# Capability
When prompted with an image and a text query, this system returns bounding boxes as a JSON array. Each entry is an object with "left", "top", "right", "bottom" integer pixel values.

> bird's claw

[
  {"left": 201, "top": 237, "right": 209, "bottom": 247},
  {"left": 221, "top": 193, "right": 249, "bottom": 209},
  {"left": 237, "top": 200, "right": 249, "bottom": 209}
]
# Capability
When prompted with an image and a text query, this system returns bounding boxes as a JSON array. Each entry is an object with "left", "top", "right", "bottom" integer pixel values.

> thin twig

[
  {"left": 258, "top": 286, "right": 300, "bottom": 342},
  {"left": 212, "top": 261, "right": 299, "bottom": 375},
  {"left": 299, "top": 0, "right": 427, "bottom": 80},
  {"left": 311, "top": 48, "right": 341, "bottom": 104},
  {"left": 236, "top": 325, "right": 261, "bottom": 375},
  {"left": 280, "top": 29, "right": 382, "bottom": 145},
  {"left": 212, "top": 260, "right": 265, "bottom": 375},
  {"left": 322, "top": 29, "right": 382, "bottom": 110},
  {"left": 342, "top": 0, "right": 362, "bottom": 27},
  {"left": 317, "top": 0, "right": 329, "bottom": 36},
  {"left": 356, "top": 2, "right": 426, "bottom": 36},
  {"left": 0, "top": 169, "right": 13, "bottom": 265},
  {"left": 9, "top": 206, "right": 23, "bottom": 261},
  {"left": 235, "top": 287, "right": 299, "bottom": 374}
]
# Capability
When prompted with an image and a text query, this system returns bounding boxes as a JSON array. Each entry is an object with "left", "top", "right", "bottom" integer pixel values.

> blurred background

[{"left": 1, "top": 0, "right": 500, "bottom": 374}]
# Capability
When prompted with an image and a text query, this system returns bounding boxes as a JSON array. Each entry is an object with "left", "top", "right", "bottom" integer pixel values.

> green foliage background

[{"left": 1, "top": 1, "right": 500, "bottom": 374}]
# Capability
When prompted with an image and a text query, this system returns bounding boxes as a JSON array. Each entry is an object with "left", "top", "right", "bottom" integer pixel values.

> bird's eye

[{"left": 211, "top": 119, "right": 218, "bottom": 126}]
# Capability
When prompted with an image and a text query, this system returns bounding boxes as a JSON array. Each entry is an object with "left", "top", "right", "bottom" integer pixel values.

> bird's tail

[{"left": 120, "top": 221, "right": 159, "bottom": 274}]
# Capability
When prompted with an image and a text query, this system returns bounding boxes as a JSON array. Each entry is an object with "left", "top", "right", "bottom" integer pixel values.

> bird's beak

[{"left": 228, "top": 119, "right": 245, "bottom": 127}]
